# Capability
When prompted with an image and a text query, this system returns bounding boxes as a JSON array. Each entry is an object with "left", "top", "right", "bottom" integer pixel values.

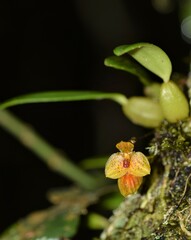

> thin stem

[
  {"left": 0, "top": 110, "right": 100, "bottom": 190},
  {"left": 0, "top": 91, "right": 129, "bottom": 110}
]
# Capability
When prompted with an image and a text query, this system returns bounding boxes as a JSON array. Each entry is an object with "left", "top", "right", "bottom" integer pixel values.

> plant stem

[{"left": 0, "top": 110, "right": 99, "bottom": 190}]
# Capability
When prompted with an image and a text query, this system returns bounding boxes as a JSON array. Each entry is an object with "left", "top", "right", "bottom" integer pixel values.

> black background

[{"left": 0, "top": 0, "right": 190, "bottom": 235}]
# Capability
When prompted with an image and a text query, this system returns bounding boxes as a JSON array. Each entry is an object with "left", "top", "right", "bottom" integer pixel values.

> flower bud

[
  {"left": 127, "top": 152, "right": 151, "bottom": 177},
  {"left": 160, "top": 81, "right": 189, "bottom": 123},
  {"left": 122, "top": 97, "right": 164, "bottom": 128},
  {"left": 118, "top": 173, "right": 143, "bottom": 197},
  {"left": 105, "top": 152, "right": 130, "bottom": 179}
]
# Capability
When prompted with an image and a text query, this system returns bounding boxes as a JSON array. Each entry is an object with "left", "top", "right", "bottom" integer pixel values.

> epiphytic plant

[{"left": 1, "top": 42, "right": 191, "bottom": 239}]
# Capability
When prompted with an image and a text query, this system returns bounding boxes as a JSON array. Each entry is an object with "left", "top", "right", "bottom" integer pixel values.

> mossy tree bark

[{"left": 100, "top": 119, "right": 191, "bottom": 239}]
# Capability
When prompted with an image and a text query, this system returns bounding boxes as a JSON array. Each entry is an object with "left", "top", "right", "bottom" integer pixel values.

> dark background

[{"left": 0, "top": 0, "right": 190, "bottom": 235}]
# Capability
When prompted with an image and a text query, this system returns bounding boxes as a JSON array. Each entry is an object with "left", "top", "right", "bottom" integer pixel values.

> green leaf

[
  {"left": 0, "top": 187, "right": 99, "bottom": 240},
  {"left": 113, "top": 43, "right": 172, "bottom": 82},
  {"left": 104, "top": 55, "right": 151, "bottom": 85},
  {"left": 87, "top": 213, "right": 108, "bottom": 230},
  {"left": 0, "top": 91, "right": 128, "bottom": 109},
  {"left": 101, "top": 192, "right": 124, "bottom": 210},
  {"left": 0, "top": 206, "right": 79, "bottom": 240},
  {"left": 0, "top": 186, "right": 117, "bottom": 240}
]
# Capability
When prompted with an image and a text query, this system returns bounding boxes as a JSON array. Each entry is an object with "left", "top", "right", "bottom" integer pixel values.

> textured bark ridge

[{"left": 100, "top": 119, "right": 191, "bottom": 239}]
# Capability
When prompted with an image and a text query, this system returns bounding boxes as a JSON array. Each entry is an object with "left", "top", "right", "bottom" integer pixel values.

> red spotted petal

[
  {"left": 127, "top": 152, "right": 151, "bottom": 177},
  {"left": 105, "top": 152, "right": 130, "bottom": 179}
]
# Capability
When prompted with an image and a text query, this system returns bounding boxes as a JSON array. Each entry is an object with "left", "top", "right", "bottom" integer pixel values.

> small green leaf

[
  {"left": 87, "top": 213, "right": 108, "bottom": 230},
  {"left": 114, "top": 43, "right": 172, "bottom": 82},
  {"left": 0, "top": 91, "right": 128, "bottom": 109},
  {"left": 104, "top": 55, "right": 151, "bottom": 85}
]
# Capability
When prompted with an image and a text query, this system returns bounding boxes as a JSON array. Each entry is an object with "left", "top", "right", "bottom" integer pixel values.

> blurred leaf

[
  {"left": 114, "top": 43, "right": 172, "bottom": 82},
  {"left": 0, "top": 206, "right": 79, "bottom": 240},
  {"left": 104, "top": 55, "right": 151, "bottom": 85},
  {"left": 0, "top": 91, "right": 128, "bottom": 109},
  {"left": 80, "top": 156, "right": 108, "bottom": 170},
  {"left": 87, "top": 213, "right": 108, "bottom": 230},
  {"left": 0, "top": 187, "right": 99, "bottom": 240},
  {"left": 101, "top": 192, "right": 124, "bottom": 210},
  {"left": 46, "top": 187, "right": 98, "bottom": 205}
]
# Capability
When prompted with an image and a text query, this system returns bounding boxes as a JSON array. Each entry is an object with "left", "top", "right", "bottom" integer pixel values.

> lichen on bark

[{"left": 100, "top": 119, "right": 191, "bottom": 240}]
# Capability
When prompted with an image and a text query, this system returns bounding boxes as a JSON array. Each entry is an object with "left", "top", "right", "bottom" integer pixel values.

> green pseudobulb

[{"left": 160, "top": 81, "right": 189, "bottom": 123}]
